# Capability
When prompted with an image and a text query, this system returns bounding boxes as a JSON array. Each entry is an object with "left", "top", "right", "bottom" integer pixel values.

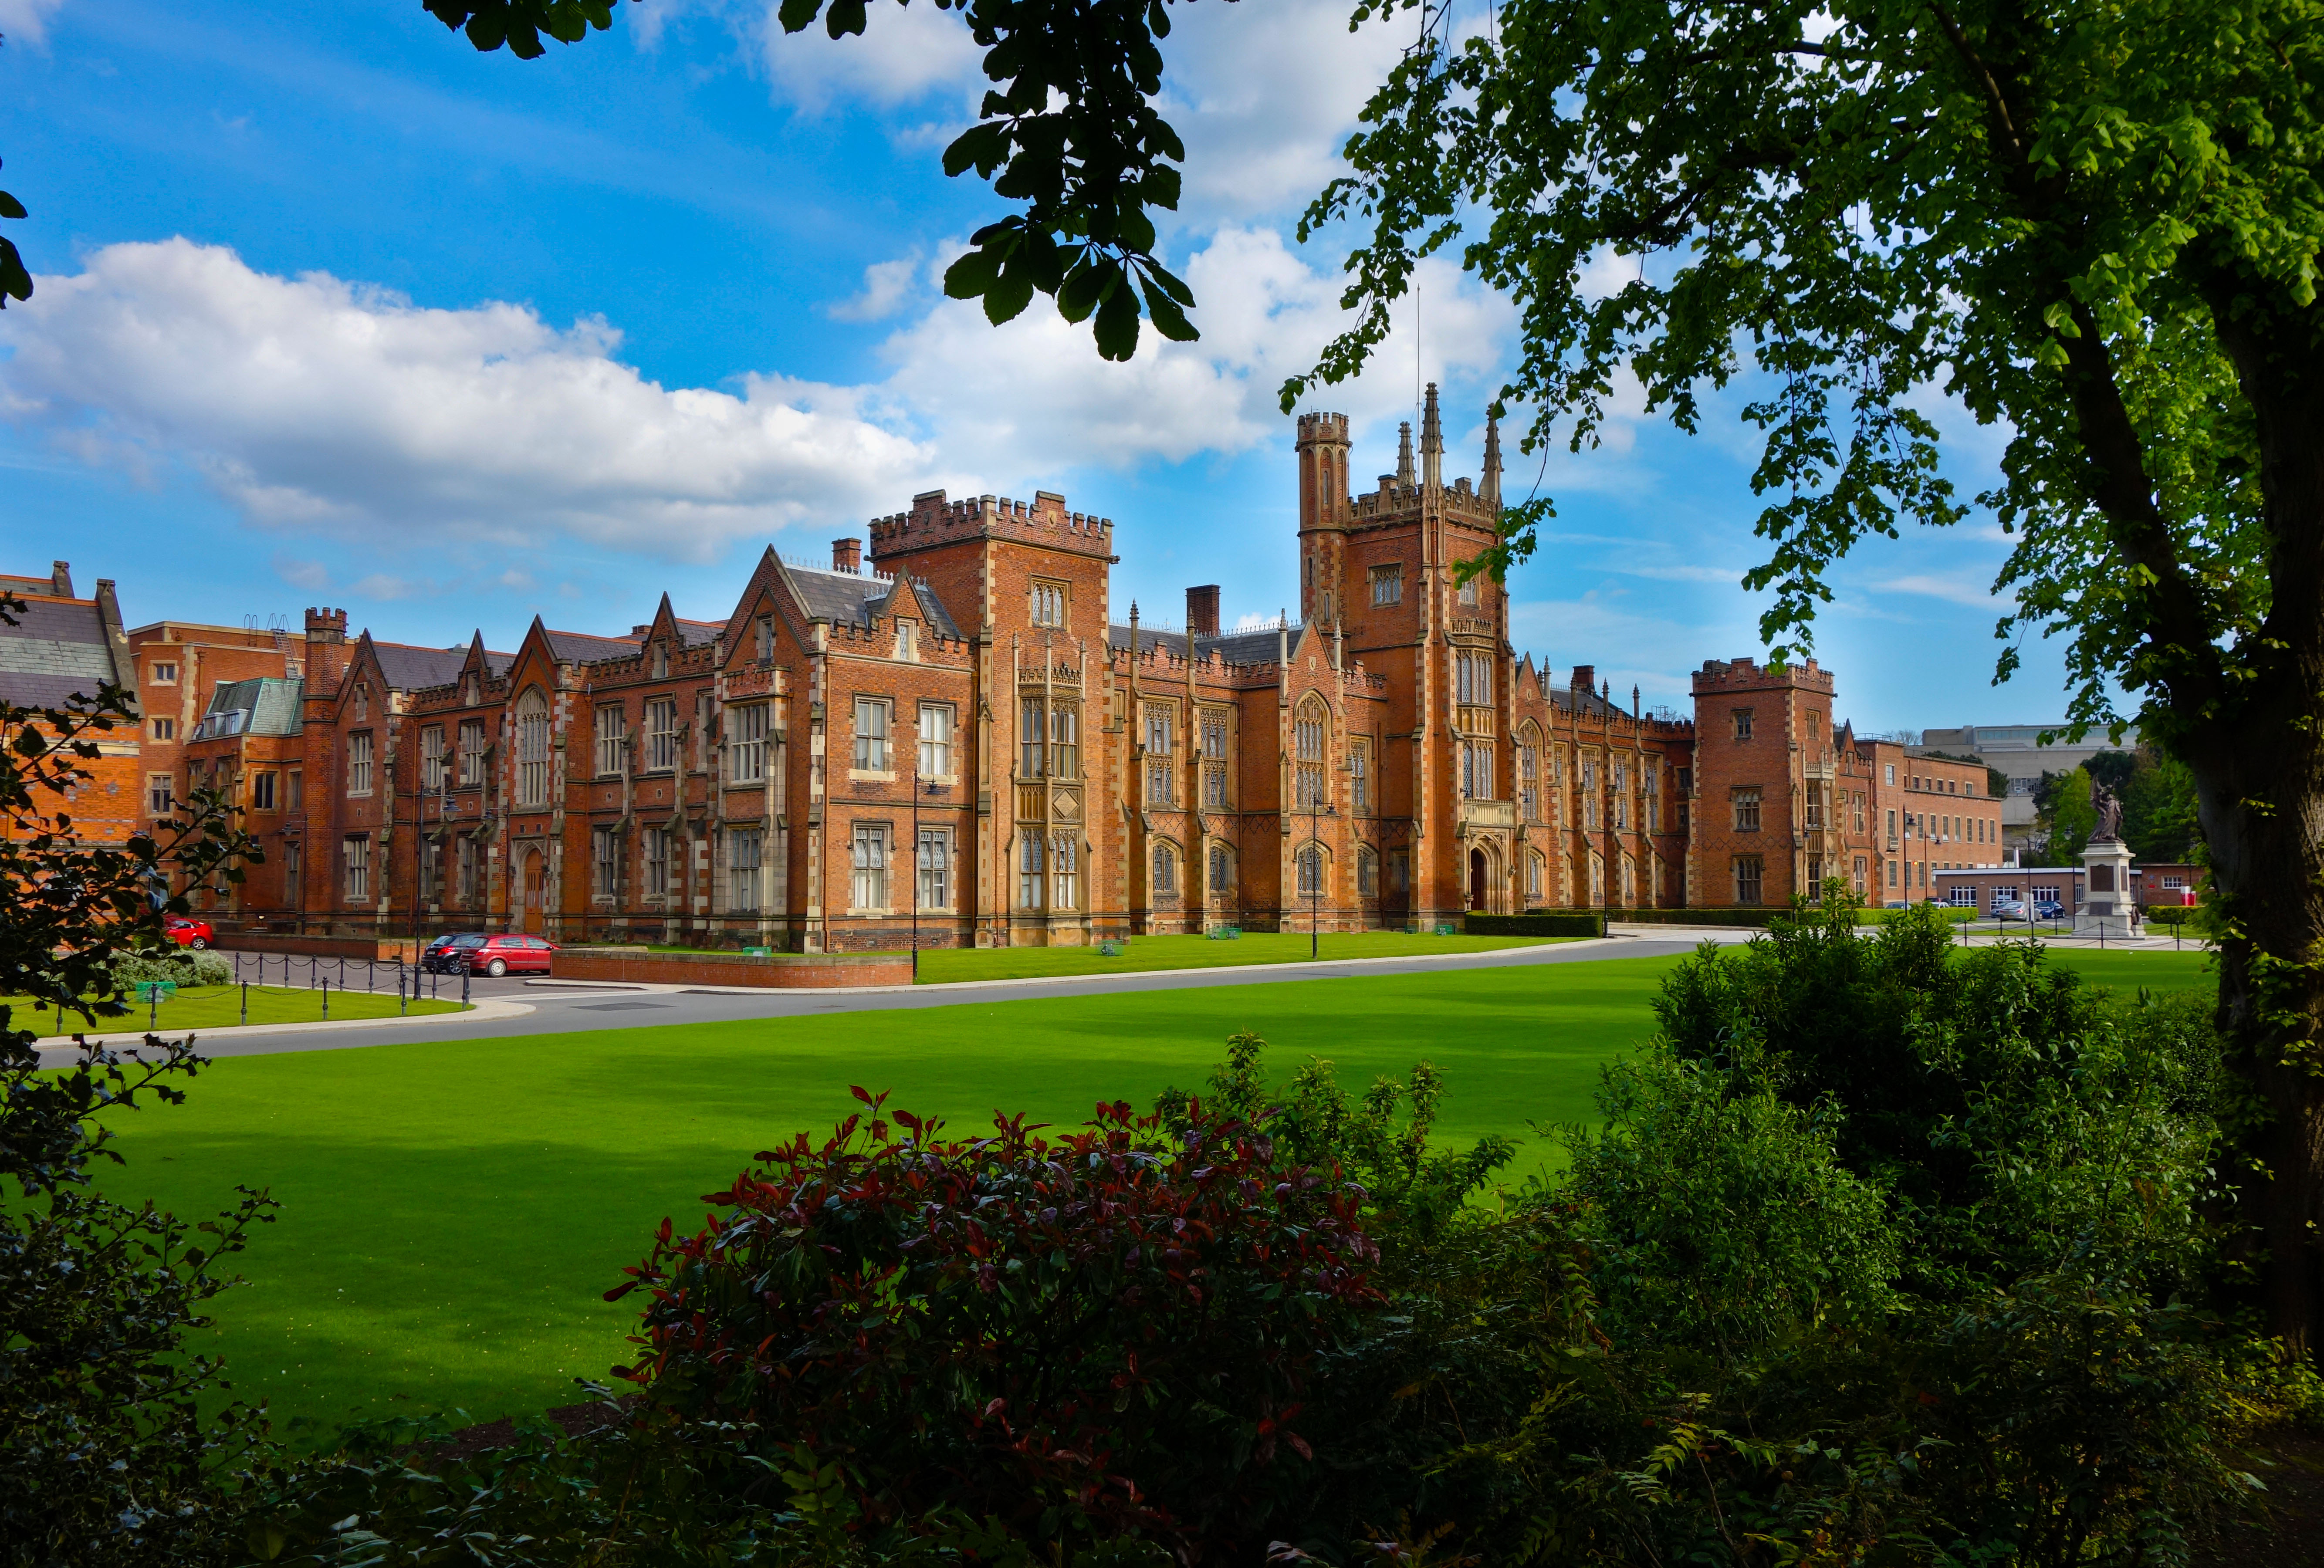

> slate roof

[
  {"left": 0, "top": 596, "right": 126, "bottom": 709},
  {"left": 1106, "top": 622, "right": 1293, "bottom": 667},
  {"left": 191, "top": 678, "right": 305, "bottom": 741},
  {"left": 374, "top": 642, "right": 477, "bottom": 692},
  {"left": 674, "top": 618, "right": 724, "bottom": 647},
  {"left": 786, "top": 566, "right": 963, "bottom": 641},
  {"left": 545, "top": 629, "right": 643, "bottom": 664}
]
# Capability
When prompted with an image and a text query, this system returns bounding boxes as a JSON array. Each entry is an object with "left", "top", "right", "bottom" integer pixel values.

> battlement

[
  {"left": 1295, "top": 412, "right": 1350, "bottom": 446},
  {"left": 868, "top": 488, "right": 1115, "bottom": 562},
  {"left": 1345, "top": 478, "right": 1499, "bottom": 525},
  {"left": 1691, "top": 656, "right": 1834, "bottom": 694}
]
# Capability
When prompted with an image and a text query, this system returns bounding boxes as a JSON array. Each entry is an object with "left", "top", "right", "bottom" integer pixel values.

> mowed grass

[
  {"left": 88, "top": 944, "right": 2215, "bottom": 1438},
  {"left": 914, "top": 930, "right": 1559, "bottom": 983},
  {"left": 13, "top": 986, "right": 465, "bottom": 1040}
]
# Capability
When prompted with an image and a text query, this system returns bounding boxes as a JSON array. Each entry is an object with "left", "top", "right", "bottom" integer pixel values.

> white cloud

[
  {"left": 758, "top": 0, "right": 984, "bottom": 113},
  {"left": 1872, "top": 572, "right": 2007, "bottom": 609},
  {"left": 0, "top": 0, "right": 67, "bottom": 49},
  {"left": 3, "top": 239, "right": 937, "bottom": 562},
  {"left": 826, "top": 253, "right": 924, "bottom": 322},
  {"left": 272, "top": 553, "right": 332, "bottom": 592}
]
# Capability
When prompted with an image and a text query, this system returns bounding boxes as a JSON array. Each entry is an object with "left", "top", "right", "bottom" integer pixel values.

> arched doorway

[
  {"left": 1469, "top": 847, "right": 1488, "bottom": 911},
  {"left": 519, "top": 847, "right": 545, "bottom": 934}
]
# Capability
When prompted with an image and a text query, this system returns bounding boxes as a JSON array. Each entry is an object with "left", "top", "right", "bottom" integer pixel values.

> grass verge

[
  {"left": 90, "top": 945, "right": 2212, "bottom": 1437},
  {"left": 914, "top": 930, "right": 1559, "bottom": 983},
  {"left": 15, "top": 985, "right": 467, "bottom": 1038}
]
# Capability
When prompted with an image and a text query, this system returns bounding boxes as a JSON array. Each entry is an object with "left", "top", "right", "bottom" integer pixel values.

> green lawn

[
  {"left": 14, "top": 985, "right": 467, "bottom": 1039},
  {"left": 87, "top": 944, "right": 2214, "bottom": 1439},
  {"left": 914, "top": 930, "right": 1560, "bottom": 983}
]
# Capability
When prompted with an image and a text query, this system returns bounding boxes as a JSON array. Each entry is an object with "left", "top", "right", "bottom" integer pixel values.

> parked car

[
  {"left": 165, "top": 916, "right": 214, "bottom": 949},
  {"left": 1991, "top": 899, "right": 2029, "bottom": 921},
  {"left": 2033, "top": 899, "right": 2067, "bottom": 919},
  {"left": 456, "top": 933, "right": 558, "bottom": 978},
  {"left": 421, "top": 933, "right": 482, "bottom": 974}
]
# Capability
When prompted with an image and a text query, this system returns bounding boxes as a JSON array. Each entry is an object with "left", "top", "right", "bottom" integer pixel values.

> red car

[
  {"left": 165, "top": 916, "right": 215, "bottom": 950},
  {"left": 447, "top": 933, "right": 558, "bottom": 977}
]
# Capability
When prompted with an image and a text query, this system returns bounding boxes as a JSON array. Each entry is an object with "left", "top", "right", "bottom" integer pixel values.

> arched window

[
  {"left": 514, "top": 688, "right": 550, "bottom": 808},
  {"left": 1294, "top": 696, "right": 1329, "bottom": 808},
  {"left": 1357, "top": 845, "right": 1378, "bottom": 897},
  {"left": 1296, "top": 843, "right": 1328, "bottom": 899},
  {"left": 1527, "top": 851, "right": 1545, "bottom": 903},
  {"left": 1152, "top": 839, "right": 1178, "bottom": 896},
  {"left": 1208, "top": 841, "right": 1235, "bottom": 893}
]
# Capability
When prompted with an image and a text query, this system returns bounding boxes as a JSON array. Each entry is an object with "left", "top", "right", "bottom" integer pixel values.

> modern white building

[{"left": 1919, "top": 723, "right": 2138, "bottom": 854}]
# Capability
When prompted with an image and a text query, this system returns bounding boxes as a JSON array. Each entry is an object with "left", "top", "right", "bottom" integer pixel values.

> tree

[
  {"left": 2126, "top": 745, "right": 2203, "bottom": 862},
  {"left": 2043, "top": 765, "right": 2097, "bottom": 865}
]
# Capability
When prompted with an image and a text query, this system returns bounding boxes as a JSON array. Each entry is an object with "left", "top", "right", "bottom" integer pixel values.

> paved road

[{"left": 38, "top": 934, "right": 1735, "bottom": 1065}]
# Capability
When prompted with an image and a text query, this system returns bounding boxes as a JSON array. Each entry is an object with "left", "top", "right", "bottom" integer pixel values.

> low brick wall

[
  {"left": 216, "top": 933, "right": 420, "bottom": 962},
  {"left": 553, "top": 949, "right": 913, "bottom": 989}
]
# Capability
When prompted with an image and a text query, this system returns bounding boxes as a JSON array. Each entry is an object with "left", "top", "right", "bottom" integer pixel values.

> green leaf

[
  {"left": 0, "top": 238, "right": 32, "bottom": 306},
  {"left": 1143, "top": 280, "right": 1198, "bottom": 343},
  {"left": 983, "top": 270, "right": 1035, "bottom": 326},
  {"left": 1057, "top": 260, "right": 1108, "bottom": 324},
  {"left": 1093, "top": 284, "right": 1140, "bottom": 362},
  {"left": 825, "top": 0, "right": 868, "bottom": 38},
  {"left": 777, "top": 0, "right": 823, "bottom": 32},
  {"left": 942, "top": 246, "right": 1001, "bottom": 301},
  {"left": 0, "top": 192, "right": 27, "bottom": 221}
]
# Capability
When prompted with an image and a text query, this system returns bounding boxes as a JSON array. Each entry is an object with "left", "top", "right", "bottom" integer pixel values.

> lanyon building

[{"left": 86, "top": 390, "right": 2008, "bottom": 949}]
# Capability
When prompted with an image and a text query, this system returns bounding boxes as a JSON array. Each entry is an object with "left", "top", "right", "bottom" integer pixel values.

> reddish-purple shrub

[{"left": 609, "top": 1089, "right": 1381, "bottom": 1557}]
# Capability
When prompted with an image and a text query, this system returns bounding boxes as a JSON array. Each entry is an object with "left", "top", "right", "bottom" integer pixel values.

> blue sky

[{"left": 2, "top": 0, "right": 2077, "bottom": 729}]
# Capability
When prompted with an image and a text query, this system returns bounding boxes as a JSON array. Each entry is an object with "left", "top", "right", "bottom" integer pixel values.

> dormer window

[
  {"left": 755, "top": 615, "right": 774, "bottom": 663},
  {"left": 352, "top": 684, "right": 369, "bottom": 721},
  {"left": 894, "top": 620, "right": 917, "bottom": 662},
  {"left": 653, "top": 642, "right": 670, "bottom": 679}
]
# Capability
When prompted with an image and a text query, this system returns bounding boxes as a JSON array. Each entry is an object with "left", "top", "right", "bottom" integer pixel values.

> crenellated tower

[{"left": 1295, "top": 412, "right": 1352, "bottom": 627}]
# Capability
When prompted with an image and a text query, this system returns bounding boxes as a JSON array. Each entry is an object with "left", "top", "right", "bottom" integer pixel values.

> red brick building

[
  {"left": 134, "top": 394, "right": 2015, "bottom": 949},
  {"left": 0, "top": 561, "right": 143, "bottom": 845}
]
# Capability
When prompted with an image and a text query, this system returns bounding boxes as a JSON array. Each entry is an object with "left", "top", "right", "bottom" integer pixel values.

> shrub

[
  {"left": 1467, "top": 911, "right": 1604, "bottom": 937},
  {"left": 610, "top": 1088, "right": 1381, "bottom": 1561},
  {"left": 110, "top": 947, "right": 233, "bottom": 990}
]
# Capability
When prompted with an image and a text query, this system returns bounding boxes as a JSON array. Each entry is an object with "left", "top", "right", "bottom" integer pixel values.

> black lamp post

[
  {"left": 1307, "top": 796, "right": 1337, "bottom": 961},
  {"left": 909, "top": 768, "right": 943, "bottom": 980}
]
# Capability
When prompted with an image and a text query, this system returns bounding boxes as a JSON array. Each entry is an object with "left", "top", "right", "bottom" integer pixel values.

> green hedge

[
  {"left": 1602, "top": 907, "right": 1776, "bottom": 929},
  {"left": 1467, "top": 911, "right": 1608, "bottom": 938},
  {"left": 109, "top": 948, "right": 233, "bottom": 989}
]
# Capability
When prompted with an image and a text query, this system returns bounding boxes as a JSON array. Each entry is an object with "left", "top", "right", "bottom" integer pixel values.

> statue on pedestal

[{"left": 2092, "top": 778, "right": 2124, "bottom": 843}]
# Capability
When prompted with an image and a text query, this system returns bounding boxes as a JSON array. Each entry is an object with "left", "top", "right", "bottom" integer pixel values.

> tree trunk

[{"left": 2194, "top": 274, "right": 2324, "bottom": 1357}]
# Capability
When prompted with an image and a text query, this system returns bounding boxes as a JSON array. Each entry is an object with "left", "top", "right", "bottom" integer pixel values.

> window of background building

[
  {"left": 1019, "top": 835, "right": 1044, "bottom": 907},
  {"left": 651, "top": 643, "right": 670, "bottom": 680},
  {"left": 287, "top": 770, "right": 303, "bottom": 811},
  {"left": 1886, "top": 808, "right": 1898, "bottom": 841},
  {"left": 1019, "top": 698, "right": 1046, "bottom": 778},
  {"left": 918, "top": 827, "right": 951, "bottom": 909},
  {"left": 1731, "top": 787, "right": 1761, "bottom": 832},
  {"left": 250, "top": 771, "right": 277, "bottom": 812},
  {"left": 150, "top": 717, "right": 174, "bottom": 742},
  {"left": 730, "top": 702, "right": 771, "bottom": 784},
  {"left": 1049, "top": 833, "right": 1078, "bottom": 909},
  {"left": 452, "top": 837, "right": 475, "bottom": 904},
  {"left": 852, "top": 823, "right": 890, "bottom": 910},
  {"left": 727, "top": 827, "right": 762, "bottom": 912},
  {"left": 1295, "top": 701, "right": 1327, "bottom": 808},
  {"left": 1854, "top": 855, "right": 1868, "bottom": 894},
  {"left": 1390, "top": 848, "right": 1410, "bottom": 892},
  {"left": 1805, "top": 781, "right": 1823, "bottom": 829},
  {"left": 852, "top": 697, "right": 889, "bottom": 773},
  {"left": 646, "top": 700, "right": 678, "bottom": 773},
  {"left": 456, "top": 719, "right": 485, "bottom": 786},
  {"left": 1030, "top": 580, "right": 1069, "bottom": 628},
  {"left": 895, "top": 621, "right": 916, "bottom": 662},
  {"left": 1152, "top": 840, "right": 1177, "bottom": 896},
  {"left": 1518, "top": 742, "right": 1538, "bottom": 821},
  {"left": 1201, "top": 711, "right": 1228, "bottom": 759},
  {"left": 343, "top": 835, "right": 371, "bottom": 902},
  {"left": 755, "top": 614, "right": 774, "bottom": 662},
  {"left": 1370, "top": 564, "right": 1403, "bottom": 606},
  {"left": 1732, "top": 707, "right": 1754, "bottom": 740},
  {"left": 1145, "top": 703, "right": 1174, "bottom": 756},
  {"left": 1204, "top": 761, "right": 1228, "bottom": 809},
  {"left": 419, "top": 725, "right": 446, "bottom": 792},
  {"left": 645, "top": 827, "right": 670, "bottom": 897},
  {"left": 419, "top": 837, "right": 442, "bottom": 902},
  {"left": 1886, "top": 763, "right": 1897, "bottom": 784},
  {"left": 514, "top": 692, "right": 550, "bottom": 807},
  {"left": 919, "top": 703, "right": 954, "bottom": 778},
  {"left": 147, "top": 774, "right": 173, "bottom": 815},
  {"left": 1733, "top": 854, "right": 1764, "bottom": 905},
  {"left": 1359, "top": 846, "right": 1379, "bottom": 896},
  {"left": 1148, "top": 758, "right": 1174, "bottom": 805},
  {"left": 2033, "top": 883, "right": 2061, "bottom": 904},
  {"left": 1209, "top": 843, "right": 1234, "bottom": 891},
  {"left": 1048, "top": 703, "right": 1079, "bottom": 779},
  {"left": 284, "top": 838, "right": 303, "bottom": 896},
  {"left": 352, "top": 685, "right": 369, "bottom": 722},
  {"left": 347, "top": 731, "right": 374, "bottom": 798},
  {"left": 1526, "top": 852, "right": 1543, "bottom": 902},
  {"left": 1888, "top": 858, "right": 1900, "bottom": 887},
  {"left": 1351, "top": 740, "right": 1370, "bottom": 813},
  {"left": 596, "top": 706, "right": 628, "bottom": 778},
  {"left": 592, "top": 827, "right": 620, "bottom": 897},
  {"left": 1455, "top": 652, "right": 1492, "bottom": 706},
  {"left": 1458, "top": 575, "right": 1480, "bottom": 606},
  {"left": 149, "top": 660, "right": 178, "bottom": 684}
]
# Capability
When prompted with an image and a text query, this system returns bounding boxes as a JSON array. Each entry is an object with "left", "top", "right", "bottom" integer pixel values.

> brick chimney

[
  {"left": 832, "top": 537, "right": 863, "bottom": 573},
  {"left": 1186, "top": 585, "right": 1221, "bottom": 638},
  {"left": 51, "top": 560, "right": 74, "bottom": 598},
  {"left": 1570, "top": 664, "right": 1596, "bottom": 693}
]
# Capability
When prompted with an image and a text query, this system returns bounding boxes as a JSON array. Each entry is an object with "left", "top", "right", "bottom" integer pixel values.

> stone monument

[{"left": 2071, "top": 780, "right": 2143, "bottom": 939}]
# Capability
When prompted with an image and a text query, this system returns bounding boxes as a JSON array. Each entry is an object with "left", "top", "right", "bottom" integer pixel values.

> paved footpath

[{"left": 33, "top": 924, "right": 2197, "bottom": 1068}]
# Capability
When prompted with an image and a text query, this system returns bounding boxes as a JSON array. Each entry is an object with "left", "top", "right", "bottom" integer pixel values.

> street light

[{"left": 1306, "top": 791, "right": 1338, "bottom": 962}]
